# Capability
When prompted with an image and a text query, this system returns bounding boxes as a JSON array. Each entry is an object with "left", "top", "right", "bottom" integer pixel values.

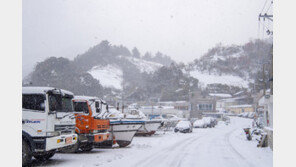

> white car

[
  {"left": 242, "top": 112, "right": 249, "bottom": 118},
  {"left": 202, "top": 117, "right": 216, "bottom": 128},
  {"left": 193, "top": 119, "right": 206, "bottom": 128},
  {"left": 174, "top": 121, "right": 193, "bottom": 133},
  {"left": 248, "top": 112, "right": 255, "bottom": 118}
]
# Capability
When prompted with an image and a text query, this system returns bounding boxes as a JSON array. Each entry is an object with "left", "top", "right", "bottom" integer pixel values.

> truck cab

[
  {"left": 22, "top": 87, "right": 78, "bottom": 166},
  {"left": 68, "top": 96, "right": 110, "bottom": 152}
]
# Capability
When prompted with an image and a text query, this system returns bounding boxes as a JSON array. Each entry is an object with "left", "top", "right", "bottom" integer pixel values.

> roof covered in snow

[
  {"left": 228, "top": 104, "right": 252, "bottom": 108},
  {"left": 74, "top": 95, "right": 99, "bottom": 101},
  {"left": 22, "top": 86, "right": 74, "bottom": 96},
  {"left": 209, "top": 93, "right": 232, "bottom": 98}
]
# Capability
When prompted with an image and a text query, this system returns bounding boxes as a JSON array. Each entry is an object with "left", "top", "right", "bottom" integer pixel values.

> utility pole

[
  {"left": 270, "top": 45, "right": 273, "bottom": 95},
  {"left": 262, "top": 64, "right": 266, "bottom": 95},
  {"left": 258, "top": 0, "right": 273, "bottom": 95},
  {"left": 258, "top": 13, "right": 273, "bottom": 22},
  {"left": 258, "top": 0, "right": 273, "bottom": 36}
]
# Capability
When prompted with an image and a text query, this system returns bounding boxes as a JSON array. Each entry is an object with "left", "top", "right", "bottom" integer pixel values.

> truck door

[{"left": 73, "top": 101, "right": 91, "bottom": 133}]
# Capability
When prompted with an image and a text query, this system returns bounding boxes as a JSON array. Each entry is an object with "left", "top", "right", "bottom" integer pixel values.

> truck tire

[
  {"left": 22, "top": 140, "right": 32, "bottom": 166},
  {"left": 34, "top": 151, "right": 55, "bottom": 161},
  {"left": 80, "top": 144, "right": 93, "bottom": 152},
  {"left": 60, "top": 142, "right": 79, "bottom": 153},
  {"left": 117, "top": 141, "right": 131, "bottom": 148}
]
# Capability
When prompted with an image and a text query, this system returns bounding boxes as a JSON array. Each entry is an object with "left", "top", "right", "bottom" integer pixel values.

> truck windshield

[
  {"left": 22, "top": 94, "right": 46, "bottom": 112},
  {"left": 73, "top": 101, "right": 89, "bottom": 113},
  {"left": 49, "top": 94, "right": 73, "bottom": 112}
]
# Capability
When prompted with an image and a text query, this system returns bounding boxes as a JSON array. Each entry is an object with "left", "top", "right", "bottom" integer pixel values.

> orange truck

[{"left": 63, "top": 96, "right": 110, "bottom": 152}]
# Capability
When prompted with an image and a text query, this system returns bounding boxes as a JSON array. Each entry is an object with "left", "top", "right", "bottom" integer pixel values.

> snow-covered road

[{"left": 31, "top": 117, "right": 272, "bottom": 167}]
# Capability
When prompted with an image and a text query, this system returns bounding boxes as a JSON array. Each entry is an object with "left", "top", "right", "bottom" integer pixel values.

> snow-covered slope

[
  {"left": 123, "top": 57, "right": 163, "bottom": 73},
  {"left": 190, "top": 70, "right": 250, "bottom": 88},
  {"left": 88, "top": 65, "right": 123, "bottom": 90}
]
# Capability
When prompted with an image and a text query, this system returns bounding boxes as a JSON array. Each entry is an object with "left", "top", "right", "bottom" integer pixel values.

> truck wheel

[
  {"left": 80, "top": 144, "right": 93, "bottom": 152},
  {"left": 117, "top": 141, "right": 131, "bottom": 148},
  {"left": 34, "top": 151, "right": 55, "bottom": 161},
  {"left": 60, "top": 142, "right": 79, "bottom": 153},
  {"left": 22, "top": 140, "right": 32, "bottom": 166}
]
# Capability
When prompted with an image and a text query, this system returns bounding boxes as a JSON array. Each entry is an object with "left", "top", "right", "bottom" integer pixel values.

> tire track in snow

[
  {"left": 132, "top": 134, "right": 204, "bottom": 167},
  {"left": 131, "top": 136, "right": 190, "bottom": 167},
  {"left": 174, "top": 136, "right": 206, "bottom": 167},
  {"left": 225, "top": 128, "right": 255, "bottom": 167}
]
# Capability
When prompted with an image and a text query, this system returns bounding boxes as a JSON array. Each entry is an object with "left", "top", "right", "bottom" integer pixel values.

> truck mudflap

[{"left": 46, "top": 134, "right": 78, "bottom": 151}]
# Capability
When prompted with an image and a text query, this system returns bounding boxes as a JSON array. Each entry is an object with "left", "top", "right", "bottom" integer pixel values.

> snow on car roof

[
  {"left": 22, "top": 86, "right": 74, "bottom": 96},
  {"left": 176, "top": 120, "right": 191, "bottom": 127}
]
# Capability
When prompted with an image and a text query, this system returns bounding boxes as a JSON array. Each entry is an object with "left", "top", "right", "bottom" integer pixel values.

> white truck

[{"left": 22, "top": 87, "right": 78, "bottom": 166}]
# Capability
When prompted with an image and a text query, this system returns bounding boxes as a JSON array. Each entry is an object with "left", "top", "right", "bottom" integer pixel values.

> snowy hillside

[
  {"left": 190, "top": 70, "right": 250, "bottom": 88},
  {"left": 88, "top": 65, "right": 123, "bottom": 90},
  {"left": 122, "top": 56, "right": 163, "bottom": 73},
  {"left": 210, "top": 48, "right": 243, "bottom": 61}
]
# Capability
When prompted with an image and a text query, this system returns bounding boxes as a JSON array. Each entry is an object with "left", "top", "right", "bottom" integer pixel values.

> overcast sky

[{"left": 23, "top": 0, "right": 270, "bottom": 77}]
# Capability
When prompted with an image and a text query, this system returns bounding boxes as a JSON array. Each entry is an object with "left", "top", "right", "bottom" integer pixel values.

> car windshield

[{"left": 49, "top": 94, "right": 74, "bottom": 112}]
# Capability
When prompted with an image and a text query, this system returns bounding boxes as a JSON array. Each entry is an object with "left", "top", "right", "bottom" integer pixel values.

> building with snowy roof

[{"left": 227, "top": 104, "right": 254, "bottom": 114}]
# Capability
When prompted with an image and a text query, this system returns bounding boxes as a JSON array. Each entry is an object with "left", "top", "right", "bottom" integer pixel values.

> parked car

[
  {"left": 202, "top": 117, "right": 216, "bottom": 128},
  {"left": 193, "top": 119, "right": 206, "bottom": 128},
  {"left": 248, "top": 112, "right": 255, "bottom": 118},
  {"left": 174, "top": 121, "right": 193, "bottom": 133},
  {"left": 242, "top": 112, "right": 249, "bottom": 118}
]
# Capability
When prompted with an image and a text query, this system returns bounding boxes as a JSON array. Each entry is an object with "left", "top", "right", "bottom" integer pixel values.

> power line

[
  {"left": 261, "top": 0, "right": 269, "bottom": 14},
  {"left": 266, "top": 1, "right": 273, "bottom": 13}
]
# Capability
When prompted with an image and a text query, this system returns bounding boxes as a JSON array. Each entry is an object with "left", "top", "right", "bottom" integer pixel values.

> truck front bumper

[
  {"left": 45, "top": 134, "right": 78, "bottom": 151},
  {"left": 79, "top": 132, "right": 110, "bottom": 144}
]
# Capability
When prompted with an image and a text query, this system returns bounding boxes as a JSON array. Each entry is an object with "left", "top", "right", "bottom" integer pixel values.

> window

[
  {"left": 49, "top": 94, "right": 62, "bottom": 112},
  {"left": 62, "top": 97, "right": 73, "bottom": 112},
  {"left": 22, "top": 94, "right": 46, "bottom": 111},
  {"left": 95, "top": 102, "right": 101, "bottom": 114},
  {"left": 49, "top": 94, "right": 73, "bottom": 112},
  {"left": 198, "top": 104, "right": 213, "bottom": 111},
  {"left": 73, "top": 102, "right": 89, "bottom": 113}
]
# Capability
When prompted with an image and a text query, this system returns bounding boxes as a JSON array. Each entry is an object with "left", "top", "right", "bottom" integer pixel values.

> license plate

[
  {"left": 103, "top": 135, "right": 107, "bottom": 140},
  {"left": 66, "top": 137, "right": 72, "bottom": 144}
]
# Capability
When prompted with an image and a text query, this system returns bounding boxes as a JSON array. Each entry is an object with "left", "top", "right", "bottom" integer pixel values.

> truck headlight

[{"left": 46, "top": 131, "right": 60, "bottom": 137}]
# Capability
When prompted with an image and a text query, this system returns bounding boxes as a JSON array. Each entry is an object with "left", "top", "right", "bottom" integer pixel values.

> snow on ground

[
  {"left": 190, "top": 70, "right": 250, "bottom": 88},
  {"left": 124, "top": 57, "right": 163, "bottom": 73},
  {"left": 31, "top": 117, "right": 272, "bottom": 167},
  {"left": 88, "top": 65, "right": 123, "bottom": 90}
]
